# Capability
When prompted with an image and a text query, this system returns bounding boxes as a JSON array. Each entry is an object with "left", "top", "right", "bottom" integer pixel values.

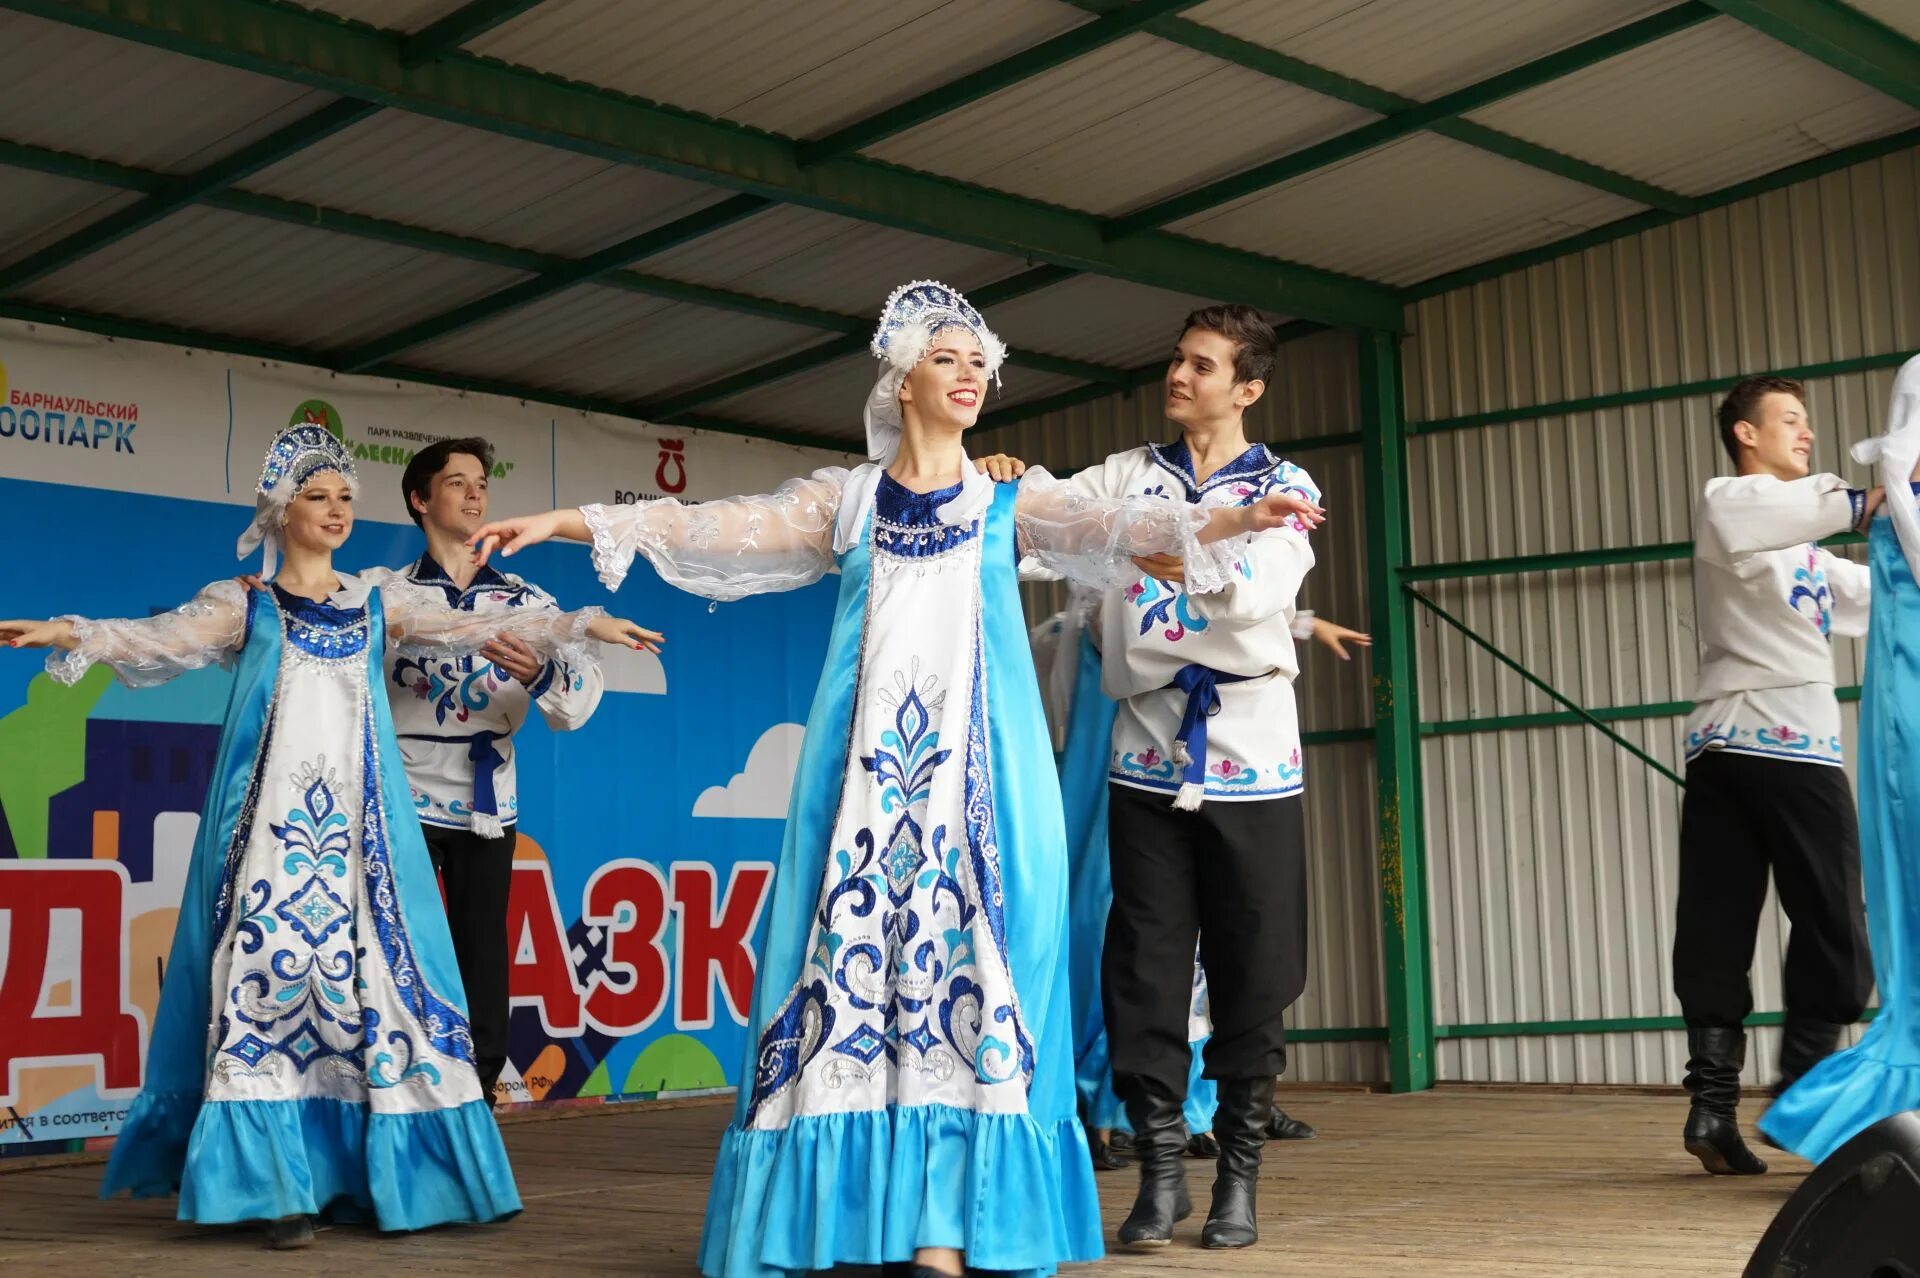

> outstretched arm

[
  {"left": 381, "top": 580, "right": 661, "bottom": 657},
  {"left": 2, "top": 580, "right": 250, "bottom": 687},
  {"left": 1014, "top": 467, "right": 1323, "bottom": 595},
  {"left": 469, "top": 468, "right": 850, "bottom": 601}
]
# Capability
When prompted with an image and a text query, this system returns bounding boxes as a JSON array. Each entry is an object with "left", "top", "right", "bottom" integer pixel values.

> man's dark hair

[
  {"left": 1717, "top": 376, "right": 1806, "bottom": 465},
  {"left": 1180, "top": 304, "right": 1278, "bottom": 386},
  {"left": 401, "top": 436, "right": 495, "bottom": 527}
]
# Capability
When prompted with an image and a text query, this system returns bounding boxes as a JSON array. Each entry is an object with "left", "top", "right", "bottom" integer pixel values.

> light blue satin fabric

[
  {"left": 698, "top": 482, "right": 1103, "bottom": 1277},
  {"left": 101, "top": 588, "right": 519, "bottom": 1228},
  {"left": 1760, "top": 518, "right": 1920, "bottom": 1160}
]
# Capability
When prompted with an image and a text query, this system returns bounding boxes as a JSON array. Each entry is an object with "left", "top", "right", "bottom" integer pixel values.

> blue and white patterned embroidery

[
  {"left": 1755, "top": 724, "right": 1814, "bottom": 751},
  {"left": 1788, "top": 547, "right": 1834, "bottom": 638},
  {"left": 1124, "top": 574, "right": 1210, "bottom": 642}
]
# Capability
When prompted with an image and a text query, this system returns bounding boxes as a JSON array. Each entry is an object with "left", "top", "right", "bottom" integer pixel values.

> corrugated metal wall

[
  {"left": 998, "top": 329, "right": 1387, "bottom": 1083},
  {"left": 1404, "top": 145, "right": 1920, "bottom": 1084}
]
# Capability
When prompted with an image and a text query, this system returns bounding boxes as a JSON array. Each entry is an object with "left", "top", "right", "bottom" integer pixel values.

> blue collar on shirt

[
  {"left": 409, "top": 552, "right": 513, "bottom": 610},
  {"left": 1146, "top": 438, "right": 1279, "bottom": 501}
]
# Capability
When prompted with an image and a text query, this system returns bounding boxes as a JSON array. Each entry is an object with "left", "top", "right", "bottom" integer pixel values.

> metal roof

[{"left": 2, "top": 0, "right": 1916, "bottom": 449}]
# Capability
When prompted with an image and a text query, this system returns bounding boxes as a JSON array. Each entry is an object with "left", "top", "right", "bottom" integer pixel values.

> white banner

[{"left": 0, "top": 318, "right": 855, "bottom": 519}]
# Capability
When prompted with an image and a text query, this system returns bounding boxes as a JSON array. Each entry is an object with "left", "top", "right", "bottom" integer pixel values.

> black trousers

[
  {"left": 1104, "top": 784, "right": 1308, "bottom": 1102},
  {"left": 423, "top": 822, "right": 518, "bottom": 1099},
  {"left": 1672, "top": 751, "right": 1871, "bottom": 1029}
]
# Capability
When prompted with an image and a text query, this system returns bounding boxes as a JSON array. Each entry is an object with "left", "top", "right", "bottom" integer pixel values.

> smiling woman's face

[
  {"left": 899, "top": 326, "right": 987, "bottom": 432},
  {"left": 282, "top": 470, "right": 355, "bottom": 554}
]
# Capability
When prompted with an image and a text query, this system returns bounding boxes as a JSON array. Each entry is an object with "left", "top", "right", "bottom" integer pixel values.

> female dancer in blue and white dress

[
  {"left": 1, "top": 425, "right": 657, "bottom": 1248},
  {"left": 469, "top": 281, "right": 1322, "bottom": 1278}
]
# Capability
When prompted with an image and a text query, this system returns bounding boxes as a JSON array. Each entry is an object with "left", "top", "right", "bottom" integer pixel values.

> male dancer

[
  {"left": 1066, "top": 305, "right": 1319, "bottom": 1250},
  {"left": 1027, "top": 595, "right": 1362, "bottom": 1171},
  {"left": 1674, "top": 376, "right": 1878, "bottom": 1174},
  {"left": 388, "top": 437, "right": 604, "bottom": 1103}
]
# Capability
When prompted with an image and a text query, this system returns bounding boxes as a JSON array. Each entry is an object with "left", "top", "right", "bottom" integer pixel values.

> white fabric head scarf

[
  {"left": 236, "top": 423, "right": 361, "bottom": 577},
  {"left": 862, "top": 279, "right": 1009, "bottom": 529},
  {"left": 1852, "top": 354, "right": 1920, "bottom": 581}
]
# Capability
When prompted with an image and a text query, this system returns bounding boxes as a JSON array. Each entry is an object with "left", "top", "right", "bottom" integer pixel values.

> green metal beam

[
  {"left": 0, "top": 0, "right": 1402, "bottom": 332},
  {"left": 1421, "top": 685, "right": 1859, "bottom": 739},
  {"left": 0, "top": 138, "right": 881, "bottom": 332},
  {"left": 1413, "top": 349, "right": 1920, "bottom": 435},
  {"left": 336, "top": 194, "right": 770, "bottom": 370},
  {"left": 399, "top": 0, "right": 544, "bottom": 67},
  {"left": 1102, "top": 3, "right": 1715, "bottom": 239},
  {"left": 971, "top": 319, "right": 1332, "bottom": 434},
  {"left": 1437, "top": 1007, "right": 1875, "bottom": 1040},
  {"left": 1401, "top": 531, "right": 1861, "bottom": 582},
  {"left": 1404, "top": 124, "right": 1920, "bottom": 300},
  {"left": 636, "top": 265, "right": 1122, "bottom": 417},
  {"left": 0, "top": 299, "right": 857, "bottom": 453},
  {"left": 1359, "top": 329, "right": 1434, "bottom": 1094},
  {"left": 1407, "top": 586, "right": 1687, "bottom": 786},
  {"left": 1063, "top": 0, "right": 1696, "bottom": 211},
  {"left": 797, "top": 0, "right": 1204, "bottom": 166},
  {"left": 0, "top": 98, "right": 376, "bottom": 293},
  {"left": 1703, "top": 0, "right": 1920, "bottom": 112},
  {"left": 1402, "top": 542, "right": 1693, "bottom": 582}
]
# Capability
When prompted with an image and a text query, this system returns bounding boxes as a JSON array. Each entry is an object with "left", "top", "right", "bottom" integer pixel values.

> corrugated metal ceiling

[
  {"left": 242, "top": 110, "right": 730, "bottom": 259},
  {"left": 470, "top": 0, "right": 1085, "bottom": 139},
  {"left": 641, "top": 205, "right": 1028, "bottom": 318},
  {"left": 12, "top": 206, "right": 532, "bottom": 352},
  {"left": 0, "top": 10, "right": 334, "bottom": 174},
  {"left": 2, "top": 1, "right": 1917, "bottom": 447},
  {"left": 1189, "top": 0, "right": 1679, "bottom": 101},
  {"left": 866, "top": 33, "right": 1377, "bottom": 217},
  {"left": 1175, "top": 132, "right": 1645, "bottom": 287},
  {"left": 1468, "top": 16, "right": 1920, "bottom": 197}
]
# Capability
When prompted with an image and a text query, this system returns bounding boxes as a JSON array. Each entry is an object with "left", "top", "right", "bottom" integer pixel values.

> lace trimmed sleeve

[
  {"left": 381, "top": 580, "right": 604, "bottom": 672},
  {"left": 48, "top": 580, "right": 250, "bottom": 688},
  {"left": 1013, "top": 467, "right": 1243, "bottom": 594},
  {"left": 579, "top": 466, "right": 849, "bottom": 601}
]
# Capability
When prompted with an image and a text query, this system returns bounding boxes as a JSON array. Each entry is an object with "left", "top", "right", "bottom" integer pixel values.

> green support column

[{"left": 1358, "top": 328, "right": 1435, "bottom": 1093}]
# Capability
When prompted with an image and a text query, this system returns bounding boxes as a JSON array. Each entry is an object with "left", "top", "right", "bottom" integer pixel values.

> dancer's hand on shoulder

[
  {"left": 0, "top": 619, "right": 77, "bottom": 650},
  {"left": 233, "top": 574, "right": 268, "bottom": 592},
  {"left": 976, "top": 453, "right": 1027, "bottom": 483},
  {"left": 588, "top": 615, "right": 664, "bottom": 654}
]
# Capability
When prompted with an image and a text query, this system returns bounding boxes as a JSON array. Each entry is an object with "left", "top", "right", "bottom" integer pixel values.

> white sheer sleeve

[
  {"left": 579, "top": 467, "right": 849, "bottom": 601},
  {"left": 48, "top": 580, "right": 250, "bottom": 688},
  {"left": 381, "top": 580, "right": 604, "bottom": 670},
  {"left": 1014, "top": 467, "right": 1243, "bottom": 594}
]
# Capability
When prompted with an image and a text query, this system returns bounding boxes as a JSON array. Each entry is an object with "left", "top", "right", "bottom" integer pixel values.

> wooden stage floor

[{"left": 0, "top": 1089, "right": 1794, "bottom": 1276}]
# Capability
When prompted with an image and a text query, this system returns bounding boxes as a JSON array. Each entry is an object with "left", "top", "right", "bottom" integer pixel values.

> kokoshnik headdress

[
  {"left": 862, "top": 279, "right": 1008, "bottom": 464},
  {"left": 236, "top": 424, "right": 360, "bottom": 576}
]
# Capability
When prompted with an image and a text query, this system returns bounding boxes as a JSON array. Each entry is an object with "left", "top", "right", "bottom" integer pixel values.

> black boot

[
  {"left": 1267, "top": 1105, "right": 1317, "bottom": 1140},
  {"left": 1682, "top": 1027, "right": 1767, "bottom": 1175},
  {"left": 1202, "top": 1077, "right": 1272, "bottom": 1249},
  {"left": 1118, "top": 1088, "right": 1191, "bottom": 1248},
  {"left": 1773, "top": 1017, "right": 1847, "bottom": 1097}
]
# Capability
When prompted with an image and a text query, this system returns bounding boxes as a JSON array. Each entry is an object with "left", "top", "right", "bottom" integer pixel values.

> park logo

[
  {"left": 0, "top": 353, "right": 140, "bottom": 455},
  {"left": 288, "top": 399, "right": 514, "bottom": 477}
]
